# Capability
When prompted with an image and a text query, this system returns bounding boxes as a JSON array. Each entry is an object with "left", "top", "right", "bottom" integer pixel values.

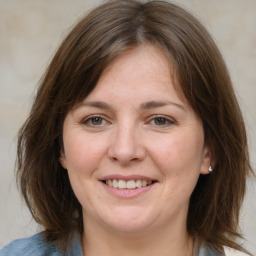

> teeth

[
  {"left": 142, "top": 180, "right": 147, "bottom": 187},
  {"left": 127, "top": 180, "right": 136, "bottom": 189},
  {"left": 107, "top": 180, "right": 113, "bottom": 187},
  {"left": 135, "top": 180, "right": 141, "bottom": 187},
  {"left": 105, "top": 179, "right": 154, "bottom": 189},
  {"left": 112, "top": 179, "right": 118, "bottom": 188},
  {"left": 118, "top": 180, "right": 126, "bottom": 189}
]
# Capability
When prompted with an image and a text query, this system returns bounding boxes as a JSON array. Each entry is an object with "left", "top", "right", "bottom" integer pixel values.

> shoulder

[
  {"left": 199, "top": 244, "right": 250, "bottom": 256},
  {"left": 198, "top": 244, "right": 224, "bottom": 256},
  {"left": 224, "top": 247, "right": 250, "bottom": 256},
  {"left": 0, "top": 233, "right": 62, "bottom": 256}
]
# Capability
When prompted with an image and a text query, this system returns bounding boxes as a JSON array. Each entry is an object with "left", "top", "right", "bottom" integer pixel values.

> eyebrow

[
  {"left": 73, "top": 101, "right": 113, "bottom": 112},
  {"left": 139, "top": 101, "right": 185, "bottom": 111},
  {"left": 77, "top": 101, "right": 112, "bottom": 110},
  {"left": 77, "top": 100, "right": 185, "bottom": 112}
]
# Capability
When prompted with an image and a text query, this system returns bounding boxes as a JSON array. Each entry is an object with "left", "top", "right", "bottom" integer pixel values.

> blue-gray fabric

[{"left": 0, "top": 232, "right": 224, "bottom": 256}]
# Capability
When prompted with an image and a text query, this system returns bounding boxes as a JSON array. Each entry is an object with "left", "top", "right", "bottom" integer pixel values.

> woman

[{"left": 0, "top": 0, "right": 253, "bottom": 255}]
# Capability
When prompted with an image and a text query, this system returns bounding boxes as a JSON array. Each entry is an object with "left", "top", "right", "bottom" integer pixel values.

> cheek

[
  {"left": 150, "top": 129, "right": 204, "bottom": 181},
  {"left": 63, "top": 133, "right": 107, "bottom": 175},
  {"left": 63, "top": 135, "right": 107, "bottom": 205}
]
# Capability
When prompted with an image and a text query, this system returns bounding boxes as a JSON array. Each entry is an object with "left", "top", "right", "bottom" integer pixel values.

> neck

[{"left": 81, "top": 216, "right": 194, "bottom": 256}]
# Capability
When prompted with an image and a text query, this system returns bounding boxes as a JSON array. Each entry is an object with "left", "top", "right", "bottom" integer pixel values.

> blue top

[
  {"left": 0, "top": 233, "right": 83, "bottom": 256},
  {"left": 0, "top": 232, "right": 224, "bottom": 256}
]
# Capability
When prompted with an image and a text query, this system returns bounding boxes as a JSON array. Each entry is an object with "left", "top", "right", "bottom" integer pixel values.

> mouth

[{"left": 101, "top": 179, "right": 157, "bottom": 189}]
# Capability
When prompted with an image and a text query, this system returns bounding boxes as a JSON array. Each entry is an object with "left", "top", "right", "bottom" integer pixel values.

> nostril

[{"left": 107, "top": 136, "right": 146, "bottom": 164}]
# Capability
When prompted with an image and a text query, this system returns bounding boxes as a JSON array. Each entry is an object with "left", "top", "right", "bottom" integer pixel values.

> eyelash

[
  {"left": 81, "top": 115, "right": 109, "bottom": 127},
  {"left": 81, "top": 115, "right": 175, "bottom": 128},
  {"left": 148, "top": 115, "right": 175, "bottom": 127}
]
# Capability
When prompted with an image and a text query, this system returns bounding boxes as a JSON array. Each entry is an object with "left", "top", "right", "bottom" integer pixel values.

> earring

[{"left": 208, "top": 165, "right": 213, "bottom": 172}]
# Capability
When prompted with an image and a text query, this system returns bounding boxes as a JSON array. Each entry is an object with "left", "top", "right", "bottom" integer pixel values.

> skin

[{"left": 60, "top": 44, "right": 211, "bottom": 256}]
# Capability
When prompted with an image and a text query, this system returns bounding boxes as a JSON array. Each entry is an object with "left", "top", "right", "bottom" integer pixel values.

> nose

[{"left": 107, "top": 123, "right": 146, "bottom": 165}]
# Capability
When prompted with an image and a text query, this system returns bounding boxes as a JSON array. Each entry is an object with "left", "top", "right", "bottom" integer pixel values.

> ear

[
  {"left": 200, "top": 145, "right": 214, "bottom": 175},
  {"left": 59, "top": 150, "right": 67, "bottom": 169}
]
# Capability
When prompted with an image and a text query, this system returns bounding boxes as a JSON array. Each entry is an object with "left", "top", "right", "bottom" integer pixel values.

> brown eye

[
  {"left": 90, "top": 117, "right": 103, "bottom": 125},
  {"left": 149, "top": 116, "right": 175, "bottom": 127},
  {"left": 82, "top": 116, "right": 108, "bottom": 127},
  {"left": 154, "top": 117, "right": 167, "bottom": 125}
]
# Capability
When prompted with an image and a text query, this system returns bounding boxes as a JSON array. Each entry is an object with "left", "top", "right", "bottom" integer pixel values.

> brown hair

[{"left": 16, "top": 0, "right": 254, "bottom": 253}]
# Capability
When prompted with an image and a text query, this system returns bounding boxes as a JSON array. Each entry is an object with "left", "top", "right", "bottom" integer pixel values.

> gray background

[{"left": 0, "top": 0, "right": 255, "bottom": 255}]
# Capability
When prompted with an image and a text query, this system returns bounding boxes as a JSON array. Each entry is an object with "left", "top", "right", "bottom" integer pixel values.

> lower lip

[{"left": 101, "top": 182, "right": 156, "bottom": 198}]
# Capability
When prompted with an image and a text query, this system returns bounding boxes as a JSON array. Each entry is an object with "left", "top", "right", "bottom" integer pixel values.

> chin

[
  {"left": 108, "top": 220, "right": 152, "bottom": 234},
  {"left": 99, "top": 208, "right": 156, "bottom": 234}
]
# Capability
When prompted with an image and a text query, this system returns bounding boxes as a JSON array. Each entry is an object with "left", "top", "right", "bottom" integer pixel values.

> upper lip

[{"left": 100, "top": 174, "right": 157, "bottom": 182}]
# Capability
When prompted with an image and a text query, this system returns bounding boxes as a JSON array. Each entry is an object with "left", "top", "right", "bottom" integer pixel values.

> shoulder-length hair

[{"left": 17, "top": 0, "right": 253, "bottom": 253}]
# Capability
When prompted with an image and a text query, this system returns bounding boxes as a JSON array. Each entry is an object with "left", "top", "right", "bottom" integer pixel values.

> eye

[
  {"left": 154, "top": 117, "right": 168, "bottom": 125},
  {"left": 90, "top": 117, "right": 104, "bottom": 125},
  {"left": 149, "top": 116, "right": 175, "bottom": 127},
  {"left": 82, "top": 115, "right": 108, "bottom": 127}
]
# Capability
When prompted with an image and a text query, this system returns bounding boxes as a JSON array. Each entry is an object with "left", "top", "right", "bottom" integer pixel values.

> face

[{"left": 60, "top": 45, "right": 211, "bottom": 235}]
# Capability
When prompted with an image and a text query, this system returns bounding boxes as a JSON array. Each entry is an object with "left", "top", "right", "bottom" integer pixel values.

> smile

[{"left": 104, "top": 179, "right": 154, "bottom": 189}]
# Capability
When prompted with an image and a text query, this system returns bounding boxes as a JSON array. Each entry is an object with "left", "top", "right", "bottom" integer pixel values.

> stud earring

[{"left": 208, "top": 165, "right": 213, "bottom": 172}]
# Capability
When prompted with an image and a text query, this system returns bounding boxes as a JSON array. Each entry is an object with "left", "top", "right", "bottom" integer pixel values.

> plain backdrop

[{"left": 0, "top": 0, "right": 255, "bottom": 254}]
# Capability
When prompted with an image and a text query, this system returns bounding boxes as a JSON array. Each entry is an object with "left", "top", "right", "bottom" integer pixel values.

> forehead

[
  {"left": 85, "top": 44, "right": 183, "bottom": 102},
  {"left": 100, "top": 44, "right": 173, "bottom": 81}
]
